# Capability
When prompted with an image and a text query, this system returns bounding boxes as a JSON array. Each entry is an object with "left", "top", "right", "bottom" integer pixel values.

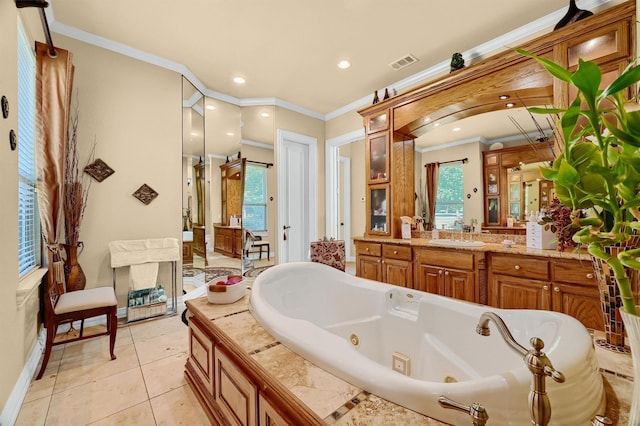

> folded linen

[{"left": 109, "top": 238, "right": 179, "bottom": 268}]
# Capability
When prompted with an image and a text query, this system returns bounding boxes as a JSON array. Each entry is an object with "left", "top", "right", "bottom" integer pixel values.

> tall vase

[
  {"left": 591, "top": 235, "right": 640, "bottom": 352},
  {"left": 62, "top": 243, "right": 86, "bottom": 292},
  {"left": 619, "top": 306, "right": 640, "bottom": 425}
]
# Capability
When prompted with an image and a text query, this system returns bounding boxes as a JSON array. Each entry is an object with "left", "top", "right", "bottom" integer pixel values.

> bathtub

[{"left": 249, "top": 262, "right": 605, "bottom": 425}]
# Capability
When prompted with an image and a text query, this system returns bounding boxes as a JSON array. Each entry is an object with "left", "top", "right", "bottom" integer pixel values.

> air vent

[{"left": 389, "top": 53, "right": 419, "bottom": 71}]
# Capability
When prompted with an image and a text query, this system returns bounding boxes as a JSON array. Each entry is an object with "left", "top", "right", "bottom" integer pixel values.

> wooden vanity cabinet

[
  {"left": 213, "top": 225, "right": 243, "bottom": 259},
  {"left": 355, "top": 241, "right": 413, "bottom": 287},
  {"left": 488, "top": 253, "right": 602, "bottom": 330},
  {"left": 414, "top": 248, "right": 478, "bottom": 303},
  {"left": 185, "top": 304, "right": 324, "bottom": 425}
]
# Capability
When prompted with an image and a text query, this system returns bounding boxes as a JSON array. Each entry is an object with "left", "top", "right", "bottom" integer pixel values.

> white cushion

[{"left": 54, "top": 287, "right": 117, "bottom": 315}]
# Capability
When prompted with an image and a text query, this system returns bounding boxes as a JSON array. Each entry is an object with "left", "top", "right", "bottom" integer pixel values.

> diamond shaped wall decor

[
  {"left": 132, "top": 184, "right": 158, "bottom": 205},
  {"left": 84, "top": 158, "right": 115, "bottom": 182}
]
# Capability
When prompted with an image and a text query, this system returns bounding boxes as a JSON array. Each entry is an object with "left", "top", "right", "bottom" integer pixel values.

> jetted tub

[{"left": 249, "top": 262, "right": 605, "bottom": 425}]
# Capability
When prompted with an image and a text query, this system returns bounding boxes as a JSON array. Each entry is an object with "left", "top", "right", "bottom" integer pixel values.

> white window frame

[{"left": 17, "top": 21, "right": 41, "bottom": 277}]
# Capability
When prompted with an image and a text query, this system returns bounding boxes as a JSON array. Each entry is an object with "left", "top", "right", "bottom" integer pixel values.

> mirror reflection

[{"left": 240, "top": 106, "right": 275, "bottom": 275}]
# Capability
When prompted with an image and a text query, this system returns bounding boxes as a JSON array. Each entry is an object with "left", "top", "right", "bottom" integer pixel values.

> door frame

[
  {"left": 276, "top": 129, "right": 318, "bottom": 263},
  {"left": 326, "top": 128, "right": 364, "bottom": 261}
]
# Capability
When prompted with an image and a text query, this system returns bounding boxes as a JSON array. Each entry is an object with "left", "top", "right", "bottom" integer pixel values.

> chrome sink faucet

[
  {"left": 438, "top": 396, "right": 489, "bottom": 425},
  {"left": 476, "top": 312, "right": 565, "bottom": 426},
  {"left": 453, "top": 219, "right": 464, "bottom": 241}
]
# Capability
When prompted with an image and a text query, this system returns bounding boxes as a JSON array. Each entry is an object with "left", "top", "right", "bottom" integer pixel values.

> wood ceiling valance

[{"left": 358, "top": 1, "right": 635, "bottom": 140}]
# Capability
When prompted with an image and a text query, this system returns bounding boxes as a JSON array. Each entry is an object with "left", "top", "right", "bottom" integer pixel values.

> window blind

[{"left": 17, "top": 22, "right": 41, "bottom": 277}]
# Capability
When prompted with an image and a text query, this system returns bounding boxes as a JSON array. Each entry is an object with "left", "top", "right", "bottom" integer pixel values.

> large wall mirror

[
  {"left": 240, "top": 106, "right": 275, "bottom": 273},
  {"left": 182, "top": 76, "right": 243, "bottom": 295}
]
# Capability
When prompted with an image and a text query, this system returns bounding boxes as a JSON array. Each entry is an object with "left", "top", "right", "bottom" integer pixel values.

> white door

[
  {"left": 277, "top": 130, "right": 317, "bottom": 263},
  {"left": 338, "top": 156, "right": 351, "bottom": 260}
]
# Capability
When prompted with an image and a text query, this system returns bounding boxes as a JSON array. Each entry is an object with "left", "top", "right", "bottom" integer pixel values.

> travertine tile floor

[{"left": 16, "top": 314, "right": 209, "bottom": 426}]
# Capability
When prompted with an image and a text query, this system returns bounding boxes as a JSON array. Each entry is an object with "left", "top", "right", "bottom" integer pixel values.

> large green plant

[{"left": 518, "top": 49, "right": 640, "bottom": 316}]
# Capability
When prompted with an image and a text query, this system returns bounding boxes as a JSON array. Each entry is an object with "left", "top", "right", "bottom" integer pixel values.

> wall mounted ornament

[
  {"left": 9, "top": 129, "right": 17, "bottom": 151},
  {"left": 133, "top": 184, "right": 158, "bottom": 205},
  {"left": 1, "top": 95, "right": 9, "bottom": 119},
  {"left": 84, "top": 158, "right": 115, "bottom": 182}
]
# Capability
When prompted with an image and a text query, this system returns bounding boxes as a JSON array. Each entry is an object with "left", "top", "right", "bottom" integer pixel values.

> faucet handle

[
  {"left": 529, "top": 337, "right": 565, "bottom": 383},
  {"left": 438, "top": 396, "right": 489, "bottom": 426}
]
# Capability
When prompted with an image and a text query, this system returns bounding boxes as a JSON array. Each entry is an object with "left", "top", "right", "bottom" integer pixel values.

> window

[
  {"left": 17, "top": 22, "right": 41, "bottom": 277},
  {"left": 242, "top": 165, "right": 267, "bottom": 231},
  {"left": 434, "top": 163, "right": 464, "bottom": 229}
]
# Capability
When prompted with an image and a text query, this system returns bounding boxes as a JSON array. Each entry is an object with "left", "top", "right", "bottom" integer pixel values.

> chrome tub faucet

[{"left": 476, "top": 312, "right": 565, "bottom": 426}]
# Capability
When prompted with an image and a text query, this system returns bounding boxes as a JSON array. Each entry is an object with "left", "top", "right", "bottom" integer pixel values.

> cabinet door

[
  {"left": 445, "top": 269, "right": 475, "bottom": 303},
  {"left": 357, "top": 255, "right": 382, "bottom": 282},
  {"left": 367, "top": 184, "right": 390, "bottom": 235},
  {"left": 215, "top": 347, "right": 258, "bottom": 426},
  {"left": 259, "top": 395, "right": 288, "bottom": 426},
  {"left": 366, "top": 132, "right": 389, "bottom": 183},
  {"left": 551, "top": 284, "right": 603, "bottom": 331},
  {"left": 489, "top": 274, "right": 551, "bottom": 311},
  {"left": 383, "top": 258, "right": 412, "bottom": 288},
  {"left": 188, "top": 320, "right": 215, "bottom": 398},
  {"left": 415, "top": 264, "right": 444, "bottom": 295}
]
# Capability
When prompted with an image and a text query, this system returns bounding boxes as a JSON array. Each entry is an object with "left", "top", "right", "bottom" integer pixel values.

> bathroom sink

[{"left": 428, "top": 239, "right": 486, "bottom": 248}]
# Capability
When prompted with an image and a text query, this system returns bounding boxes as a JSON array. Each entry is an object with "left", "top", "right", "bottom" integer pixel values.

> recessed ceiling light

[
  {"left": 424, "top": 117, "right": 431, "bottom": 123},
  {"left": 206, "top": 105, "right": 215, "bottom": 110},
  {"left": 260, "top": 112, "right": 270, "bottom": 118},
  {"left": 226, "top": 132, "right": 235, "bottom": 136},
  {"left": 434, "top": 122, "right": 441, "bottom": 127},
  {"left": 337, "top": 60, "right": 351, "bottom": 69},
  {"left": 498, "top": 95, "right": 510, "bottom": 100},
  {"left": 506, "top": 102, "right": 515, "bottom": 108},
  {"left": 233, "top": 76, "right": 246, "bottom": 84},
  {"left": 452, "top": 127, "right": 461, "bottom": 132}
]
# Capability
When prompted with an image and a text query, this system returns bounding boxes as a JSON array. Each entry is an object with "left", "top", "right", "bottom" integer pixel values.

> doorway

[{"left": 277, "top": 130, "right": 317, "bottom": 263}]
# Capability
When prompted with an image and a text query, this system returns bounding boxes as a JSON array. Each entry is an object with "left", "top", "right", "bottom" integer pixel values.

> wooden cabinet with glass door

[{"left": 361, "top": 106, "right": 415, "bottom": 238}]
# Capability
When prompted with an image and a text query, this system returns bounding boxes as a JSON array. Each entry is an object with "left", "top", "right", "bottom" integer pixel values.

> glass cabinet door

[
  {"left": 368, "top": 133, "right": 389, "bottom": 183},
  {"left": 368, "top": 184, "right": 389, "bottom": 234}
]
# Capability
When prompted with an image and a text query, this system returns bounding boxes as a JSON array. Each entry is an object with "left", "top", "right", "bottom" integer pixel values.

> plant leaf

[
  {"left": 557, "top": 158, "right": 580, "bottom": 187},
  {"left": 517, "top": 49, "right": 573, "bottom": 82},
  {"left": 600, "top": 62, "right": 640, "bottom": 98},
  {"left": 572, "top": 60, "right": 601, "bottom": 107}
]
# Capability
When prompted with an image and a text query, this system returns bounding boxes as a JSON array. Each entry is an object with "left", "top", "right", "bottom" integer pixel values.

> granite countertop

[
  {"left": 187, "top": 280, "right": 633, "bottom": 425},
  {"left": 353, "top": 235, "right": 592, "bottom": 261}
]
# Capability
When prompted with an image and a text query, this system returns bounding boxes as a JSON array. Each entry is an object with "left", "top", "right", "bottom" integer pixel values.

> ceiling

[{"left": 26, "top": 0, "right": 614, "bottom": 149}]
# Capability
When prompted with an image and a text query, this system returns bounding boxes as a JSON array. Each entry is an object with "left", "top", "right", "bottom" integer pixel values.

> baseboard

[{"left": 0, "top": 328, "right": 45, "bottom": 426}]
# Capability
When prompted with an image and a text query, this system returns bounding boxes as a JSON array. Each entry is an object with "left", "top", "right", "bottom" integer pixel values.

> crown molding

[
  {"left": 241, "top": 139, "right": 274, "bottom": 150},
  {"left": 46, "top": 0, "right": 609, "bottom": 123}
]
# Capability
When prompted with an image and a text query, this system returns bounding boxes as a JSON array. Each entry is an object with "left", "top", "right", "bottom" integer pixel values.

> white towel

[
  {"left": 129, "top": 262, "right": 159, "bottom": 290},
  {"left": 109, "top": 238, "right": 179, "bottom": 268}
]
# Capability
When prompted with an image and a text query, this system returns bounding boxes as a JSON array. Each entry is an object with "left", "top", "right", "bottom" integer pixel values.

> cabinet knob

[
  {"left": 445, "top": 271, "right": 449, "bottom": 276},
  {"left": 514, "top": 265, "right": 521, "bottom": 270},
  {"left": 439, "top": 270, "right": 443, "bottom": 275},
  {"left": 365, "top": 247, "right": 369, "bottom": 251},
  {"left": 543, "top": 285, "right": 549, "bottom": 291},
  {"left": 586, "top": 273, "right": 594, "bottom": 279},
  {"left": 554, "top": 287, "right": 560, "bottom": 292},
  {"left": 393, "top": 250, "right": 398, "bottom": 254}
]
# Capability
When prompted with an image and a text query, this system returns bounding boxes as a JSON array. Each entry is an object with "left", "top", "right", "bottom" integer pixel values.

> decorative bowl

[{"left": 206, "top": 275, "right": 247, "bottom": 304}]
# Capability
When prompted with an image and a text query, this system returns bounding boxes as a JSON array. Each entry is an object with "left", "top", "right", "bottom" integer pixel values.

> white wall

[{"left": 0, "top": 4, "right": 24, "bottom": 414}]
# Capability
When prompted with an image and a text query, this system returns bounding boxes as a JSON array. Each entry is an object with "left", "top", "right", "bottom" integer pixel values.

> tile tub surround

[{"left": 186, "top": 286, "right": 634, "bottom": 425}]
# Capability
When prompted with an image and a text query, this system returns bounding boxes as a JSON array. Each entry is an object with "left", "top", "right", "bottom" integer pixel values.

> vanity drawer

[
  {"left": 552, "top": 260, "right": 597, "bottom": 286},
  {"left": 383, "top": 244, "right": 412, "bottom": 261},
  {"left": 417, "top": 248, "right": 475, "bottom": 270},
  {"left": 356, "top": 242, "right": 381, "bottom": 257},
  {"left": 490, "top": 254, "right": 549, "bottom": 280}
]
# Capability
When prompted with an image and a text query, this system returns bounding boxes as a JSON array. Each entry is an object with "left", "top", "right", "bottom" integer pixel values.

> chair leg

[
  {"left": 108, "top": 308, "right": 117, "bottom": 360},
  {"left": 36, "top": 323, "right": 56, "bottom": 380}
]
